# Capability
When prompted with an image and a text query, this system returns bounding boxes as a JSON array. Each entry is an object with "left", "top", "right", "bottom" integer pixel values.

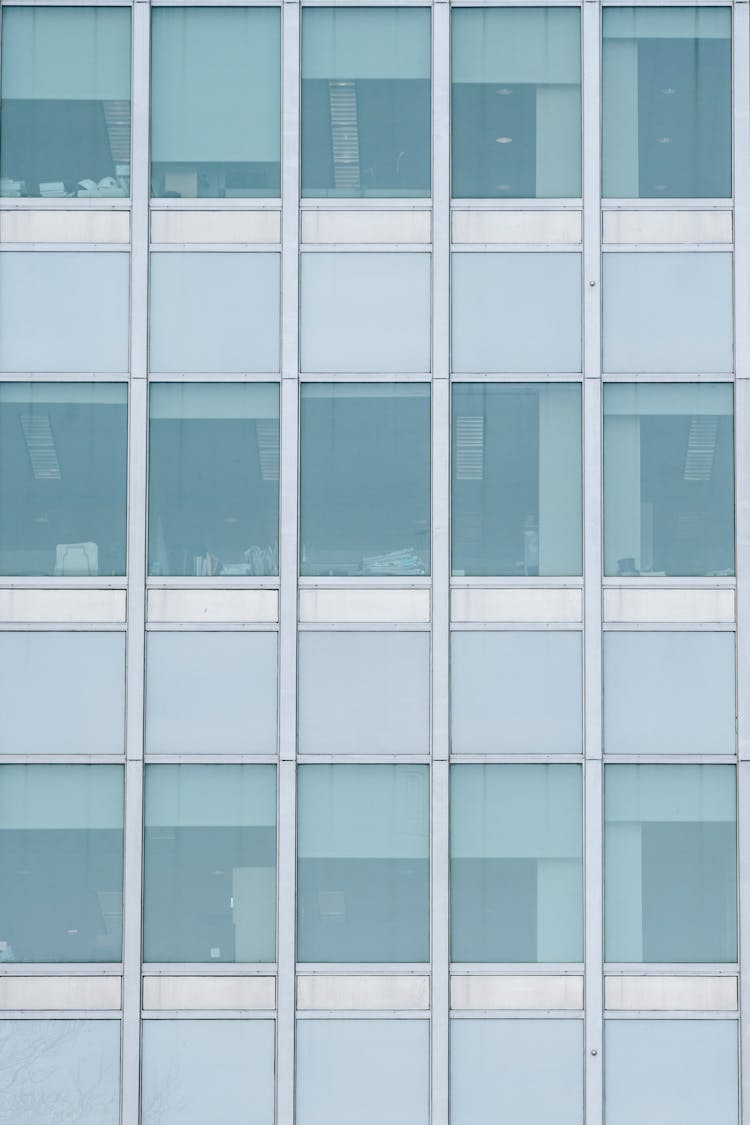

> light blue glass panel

[
  {"left": 452, "top": 8, "right": 581, "bottom": 199},
  {"left": 149, "top": 253, "right": 280, "bottom": 373},
  {"left": 143, "top": 764, "right": 276, "bottom": 963},
  {"left": 452, "top": 383, "right": 582, "bottom": 575},
  {"left": 0, "top": 253, "right": 129, "bottom": 373},
  {"left": 603, "top": 253, "right": 733, "bottom": 374},
  {"left": 603, "top": 383, "right": 734, "bottom": 577},
  {"left": 602, "top": 7, "right": 731, "bottom": 199},
  {"left": 0, "top": 1020, "right": 120, "bottom": 1125},
  {"left": 151, "top": 7, "right": 280, "bottom": 199},
  {"left": 604, "top": 764, "right": 737, "bottom": 962},
  {"left": 297, "top": 765, "right": 429, "bottom": 962},
  {"left": 300, "top": 384, "right": 430, "bottom": 577},
  {"left": 141, "top": 1020, "right": 275, "bottom": 1125},
  {"left": 0, "top": 765, "right": 124, "bottom": 962},
  {"left": 452, "top": 253, "right": 582, "bottom": 373},
  {"left": 605, "top": 1020, "right": 738, "bottom": 1125},
  {"left": 451, "top": 1020, "right": 583, "bottom": 1125},
  {"left": 451, "top": 764, "right": 583, "bottom": 962},
  {"left": 146, "top": 631, "right": 277, "bottom": 755},
  {"left": 604, "top": 632, "right": 736, "bottom": 755},
  {"left": 451, "top": 631, "right": 582, "bottom": 755},
  {"left": 300, "top": 253, "right": 431, "bottom": 374},
  {"left": 0, "top": 7, "right": 131, "bottom": 199},
  {"left": 0, "top": 632, "right": 125, "bottom": 755},
  {"left": 296, "top": 1020, "right": 429, "bottom": 1125},
  {"left": 301, "top": 8, "right": 430, "bottom": 198},
  {"left": 298, "top": 632, "right": 429, "bottom": 755},
  {"left": 148, "top": 383, "right": 279, "bottom": 578}
]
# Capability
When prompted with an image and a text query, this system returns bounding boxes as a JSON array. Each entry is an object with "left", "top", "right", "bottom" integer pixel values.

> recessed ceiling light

[{"left": 495, "top": 137, "right": 513, "bottom": 144}]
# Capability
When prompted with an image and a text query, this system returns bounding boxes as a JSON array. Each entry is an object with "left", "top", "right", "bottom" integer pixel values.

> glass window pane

[
  {"left": 451, "top": 1019, "right": 583, "bottom": 1125},
  {"left": 452, "top": 383, "right": 582, "bottom": 576},
  {"left": 300, "top": 253, "right": 431, "bottom": 374},
  {"left": 603, "top": 383, "right": 734, "bottom": 577},
  {"left": 0, "top": 765, "right": 124, "bottom": 963},
  {"left": 150, "top": 7, "right": 280, "bottom": 199},
  {"left": 143, "top": 764, "right": 276, "bottom": 963},
  {"left": 298, "top": 632, "right": 430, "bottom": 754},
  {"left": 605, "top": 1020, "right": 738, "bottom": 1125},
  {"left": 0, "top": 7, "right": 131, "bottom": 199},
  {"left": 0, "top": 632, "right": 125, "bottom": 755},
  {"left": 604, "top": 631, "right": 736, "bottom": 755},
  {"left": 300, "top": 384, "right": 430, "bottom": 577},
  {"left": 141, "top": 1019, "right": 275, "bottom": 1125},
  {"left": 0, "top": 384, "right": 128, "bottom": 577},
  {"left": 297, "top": 765, "right": 429, "bottom": 962},
  {"left": 0, "top": 253, "right": 130, "bottom": 373},
  {"left": 452, "top": 253, "right": 582, "bottom": 373},
  {"left": 451, "top": 631, "right": 582, "bottom": 755},
  {"left": 296, "top": 1020, "right": 429, "bottom": 1125},
  {"left": 0, "top": 1019, "right": 120, "bottom": 1125},
  {"left": 146, "top": 631, "right": 277, "bottom": 755},
  {"left": 452, "top": 8, "right": 581, "bottom": 199},
  {"left": 602, "top": 7, "right": 731, "bottom": 199},
  {"left": 602, "top": 252, "right": 733, "bottom": 374},
  {"left": 149, "top": 253, "right": 280, "bottom": 374},
  {"left": 451, "top": 764, "right": 583, "bottom": 962},
  {"left": 148, "top": 383, "right": 279, "bottom": 578},
  {"left": 301, "top": 8, "right": 430, "bottom": 198},
  {"left": 604, "top": 764, "right": 737, "bottom": 962}
]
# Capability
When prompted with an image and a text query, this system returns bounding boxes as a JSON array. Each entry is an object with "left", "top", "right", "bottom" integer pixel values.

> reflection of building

[{"left": 0, "top": 3, "right": 745, "bottom": 1123}]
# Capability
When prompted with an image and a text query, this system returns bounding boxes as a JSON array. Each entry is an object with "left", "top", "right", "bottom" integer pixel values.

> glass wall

[
  {"left": 602, "top": 6, "right": 731, "bottom": 198},
  {"left": 603, "top": 383, "right": 734, "bottom": 577},
  {"left": 299, "top": 383, "right": 430, "bottom": 576},
  {"left": 452, "top": 7, "right": 581, "bottom": 198},
  {"left": 301, "top": 7, "right": 430, "bottom": 198},
  {"left": 148, "top": 383, "right": 279, "bottom": 577},
  {"left": 0, "top": 383, "right": 127, "bottom": 577},
  {"left": 297, "top": 765, "right": 429, "bottom": 962},
  {"left": 0, "top": 6, "right": 131, "bottom": 198},
  {"left": 143, "top": 765, "right": 276, "bottom": 963},
  {"left": 150, "top": 7, "right": 280, "bottom": 199}
]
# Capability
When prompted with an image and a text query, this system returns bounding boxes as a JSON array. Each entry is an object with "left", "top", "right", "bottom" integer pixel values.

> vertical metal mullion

[{"left": 121, "top": 3, "right": 150, "bottom": 1123}]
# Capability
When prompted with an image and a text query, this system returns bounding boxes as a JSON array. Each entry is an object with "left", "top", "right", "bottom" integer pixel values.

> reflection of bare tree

[
  {"left": 0, "top": 1021, "right": 119, "bottom": 1124},
  {"left": 140, "top": 1057, "right": 189, "bottom": 1124}
]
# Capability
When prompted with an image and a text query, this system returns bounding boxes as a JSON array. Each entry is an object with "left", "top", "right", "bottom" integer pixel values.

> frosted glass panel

[
  {"left": 149, "top": 253, "right": 280, "bottom": 373},
  {"left": 603, "top": 253, "right": 733, "bottom": 374},
  {"left": 602, "top": 7, "right": 731, "bottom": 198},
  {"left": 451, "top": 765, "right": 583, "bottom": 962},
  {"left": 147, "top": 631, "right": 277, "bottom": 755},
  {"left": 603, "top": 383, "right": 734, "bottom": 577},
  {"left": 0, "top": 253, "right": 129, "bottom": 373},
  {"left": 604, "top": 632, "right": 735, "bottom": 755},
  {"left": 451, "top": 1020, "right": 583, "bottom": 1125},
  {"left": 452, "top": 8, "right": 581, "bottom": 198},
  {"left": 0, "top": 7, "right": 131, "bottom": 198},
  {"left": 298, "top": 632, "right": 429, "bottom": 754},
  {"left": 452, "top": 383, "right": 582, "bottom": 575},
  {"left": 452, "top": 253, "right": 581, "bottom": 373},
  {"left": 0, "top": 765, "right": 124, "bottom": 962},
  {"left": 301, "top": 253, "right": 430, "bottom": 373},
  {"left": 302, "top": 8, "right": 430, "bottom": 198},
  {"left": 151, "top": 7, "right": 280, "bottom": 199},
  {"left": 143, "top": 764, "right": 276, "bottom": 963},
  {"left": 0, "top": 632, "right": 125, "bottom": 755},
  {"left": 297, "top": 765, "right": 429, "bottom": 962},
  {"left": 0, "top": 1020, "right": 120, "bottom": 1125},
  {"left": 605, "top": 1020, "right": 738, "bottom": 1125},
  {"left": 296, "top": 1020, "right": 429, "bottom": 1125},
  {"left": 141, "top": 1020, "right": 275, "bottom": 1125},
  {"left": 604, "top": 764, "right": 737, "bottom": 962},
  {"left": 451, "top": 631, "right": 582, "bottom": 755}
]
